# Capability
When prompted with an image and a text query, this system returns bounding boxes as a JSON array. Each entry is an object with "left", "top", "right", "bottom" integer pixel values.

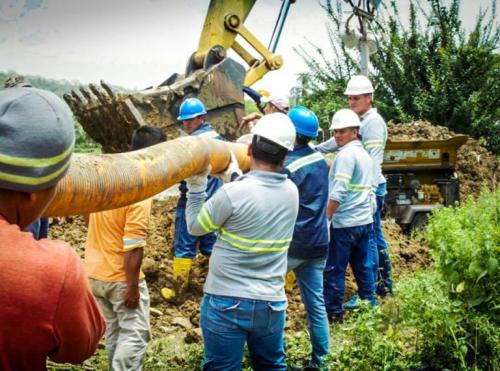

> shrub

[{"left": 425, "top": 189, "right": 499, "bottom": 317}]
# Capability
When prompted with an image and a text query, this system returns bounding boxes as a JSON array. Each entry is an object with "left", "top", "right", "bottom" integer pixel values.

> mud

[
  {"left": 49, "top": 195, "right": 432, "bottom": 341},
  {"left": 388, "top": 121, "right": 499, "bottom": 200}
]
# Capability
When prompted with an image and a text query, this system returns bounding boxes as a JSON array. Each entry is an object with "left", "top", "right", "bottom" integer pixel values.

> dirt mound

[
  {"left": 388, "top": 121, "right": 499, "bottom": 200},
  {"left": 382, "top": 218, "right": 431, "bottom": 274},
  {"left": 49, "top": 195, "right": 431, "bottom": 341}
]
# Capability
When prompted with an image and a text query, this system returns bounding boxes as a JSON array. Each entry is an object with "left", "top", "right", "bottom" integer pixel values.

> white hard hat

[
  {"left": 344, "top": 75, "right": 374, "bottom": 95},
  {"left": 330, "top": 109, "right": 361, "bottom": 130},
  {"left": 251, "top": 112, "right": 296, "bottom": 151}
]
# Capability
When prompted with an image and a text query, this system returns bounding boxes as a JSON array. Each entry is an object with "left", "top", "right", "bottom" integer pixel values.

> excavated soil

[
  {"left": 50, "top": 196, "right": 431, "bottom": 341},
  {"left": 387, "top": 121, "right": 499, "bottom": 200}
]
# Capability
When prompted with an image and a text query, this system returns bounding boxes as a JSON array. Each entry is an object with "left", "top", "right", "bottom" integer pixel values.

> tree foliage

[{"left": 295, "top": 0, "right": 500, "bottom": 154}]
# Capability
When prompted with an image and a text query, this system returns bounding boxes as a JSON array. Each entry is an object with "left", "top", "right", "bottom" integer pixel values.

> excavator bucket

[{"left": 64, "top": 54, "right": 246, "bottom": 153}]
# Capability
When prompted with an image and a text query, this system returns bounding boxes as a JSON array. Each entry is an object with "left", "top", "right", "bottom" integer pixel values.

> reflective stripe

[
  {"left": 347, "top": 184, "right": 371, "bottom": 192},
  {"left": 196, "top": 205, "right": 291, "bottom": 252},
  {"left": 0, "top": 139, "right": 74, "bottom": 168},
  {"left": 197, "top": 131, "right": 220, "bottom": 139},
  {"left": 220, "top": 229, "right": 290, "bottom": 252},
  {"left": 0, "top": 159, "right": 71, "bottom": 186},
  {"left": 334, "top": 172, "right": 352, "bottom": 182},
  {"left": 286, "top": 152, "right": 324, "bottom": 173},
  {"left": 197, "top": 206, "right": 219, "bottom": 233},
  {"left": 363, "top": 139, "right": 384, "bottom": 149},
  {"left": 123, "top": 238, "right": 146, "bottom": 251}
]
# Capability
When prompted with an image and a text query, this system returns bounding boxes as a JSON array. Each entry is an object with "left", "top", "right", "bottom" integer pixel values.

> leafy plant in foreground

[{"left": 425, "top": 189, "right": 499, "bottom": 317}]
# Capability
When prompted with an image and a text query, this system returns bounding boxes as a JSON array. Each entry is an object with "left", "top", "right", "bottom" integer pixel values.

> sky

[{"left": 0, "top": 0, "right": 497, "bottom": 97}]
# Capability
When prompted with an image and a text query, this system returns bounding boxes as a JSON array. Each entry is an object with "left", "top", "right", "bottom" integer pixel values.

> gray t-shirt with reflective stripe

[{"left": 186, "top": 170, "right": 299, "bottom": 301}]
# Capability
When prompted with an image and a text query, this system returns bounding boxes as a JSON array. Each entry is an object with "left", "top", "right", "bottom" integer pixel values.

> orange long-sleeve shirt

[{"left": 0, "top": 215, "right": 106, "bottom": 371}]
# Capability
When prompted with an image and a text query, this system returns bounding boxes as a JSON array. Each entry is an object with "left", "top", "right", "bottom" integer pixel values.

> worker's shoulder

[
  {"left": 38, "top": 238, "right": 80, "bottom": 261},
  {"left": 363, "top": 109, "right": 387, "bottom": 127}
]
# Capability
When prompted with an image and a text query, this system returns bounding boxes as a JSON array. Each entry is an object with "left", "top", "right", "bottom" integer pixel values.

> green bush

[
  {"left": 425, "top": 189, "right": 500, "bottom": 317},
  {"left": 294, "top": 0, "right": 500, "bottom": 154}
]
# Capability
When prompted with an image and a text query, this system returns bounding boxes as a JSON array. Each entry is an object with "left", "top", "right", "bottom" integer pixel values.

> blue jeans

[
  {"left": 371, "top": 183, "right": 393, "bottom": 296},
  {"left": 324, "top": 224, "right": 376, "bottom": 315},
  {"left": 287, "top": 257, "right": 329, "bottom": 368},
  {"left": 200, "top": 294, "right": 287, "bottom": 371},
  {"left": 174, "top": 207, "right": 216, "bottom": 258}
]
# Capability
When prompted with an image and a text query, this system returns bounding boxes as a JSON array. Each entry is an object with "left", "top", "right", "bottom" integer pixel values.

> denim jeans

[
  {"left": 324, "top": 224, "right": 376, "bottom": 315},
  {"left": 287, "top": 257, "right": 329, "bottom": 368},
  {"left": 371, "top": 183, "right": 393, "bottom": 296},
  {"left": 174, "top": 207, "right": 216, "bottom": 258},
  {"left": 200, "top": 294, "right": 287, "bottom": 371}
]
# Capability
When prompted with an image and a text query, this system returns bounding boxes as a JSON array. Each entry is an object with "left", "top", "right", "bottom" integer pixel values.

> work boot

[
  {"left": 327, "top": 312, "right": 344, "bottom": 324},
  {"left": 343, "top": 294, "right": 360, "bottom": 310},
  {"left": 285, "top": 271, "right": 296, "bottom": 293},
  {"left": 160, "top": 257, "right": 193, "bottom": 302}
]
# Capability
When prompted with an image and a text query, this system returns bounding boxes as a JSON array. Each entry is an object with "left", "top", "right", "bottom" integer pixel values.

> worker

[
  {"left": 184, "top": 113, "right": 298, "bottom": 370},
  {"left": 324, "top": 108, "right": 377, "bottom": 323},
  {"left": 160, "top": 97, "right": 224, "bottom": 302},
  {"left": 2, "top": 74, "right": 50, "bottom": 240},
  {"left": 239, "top": 94, "right": 290, "bottom": 131},
  {"left": 285, "top": 106, "right": 330, "bottom": 369},
  {"left": 84, "top": 125, "right": 166, "bottom": 371},
  {"left": 0, "top": 87, "right": 105, "bottom": 368},
  {"left": 317, "top": 75, "right": 393, "bottom": 306}
]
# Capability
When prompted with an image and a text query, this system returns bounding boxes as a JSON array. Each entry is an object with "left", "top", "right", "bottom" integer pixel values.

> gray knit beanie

[{"left": 0, "top": 87, "right": 75, "bottom": 192}]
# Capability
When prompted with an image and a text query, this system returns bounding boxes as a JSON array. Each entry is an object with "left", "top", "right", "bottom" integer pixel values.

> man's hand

[
  {"left": 213, "top": 151, "right": 243, "bottom": 183},
  {"left": 239, "top": 112, "right": 262, "bottom": 131},
  {"left": 123, "top": 285, "right": 140, "bottom": 309},
  {"left": 186, "top": 166, "right": 211, "bottom": 193}
]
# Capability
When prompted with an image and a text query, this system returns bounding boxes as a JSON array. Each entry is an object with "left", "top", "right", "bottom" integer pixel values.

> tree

[{"left": 295, "top": 0, "right": 500, "bottom": 154}]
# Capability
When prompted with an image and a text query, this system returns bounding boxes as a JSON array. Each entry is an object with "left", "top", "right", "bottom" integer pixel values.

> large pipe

[{"left": 43, "top": 137, "right": 250, "bottom": 217}]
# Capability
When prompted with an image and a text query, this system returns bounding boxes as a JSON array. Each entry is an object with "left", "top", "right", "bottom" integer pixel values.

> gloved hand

[
  {"left": 213, "top": 151, "right": 243, "bottom": 183},
  {"left": 186, "top": 166, "right": 211, "bottom": 193}
]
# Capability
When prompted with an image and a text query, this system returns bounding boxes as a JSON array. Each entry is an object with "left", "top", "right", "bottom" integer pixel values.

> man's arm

[
  {"left": 328, "top": 153, "right": 355, "bottom": 218},
  {"left": 326, "top": 199, "right": 340, "bottom": 219},
  {"left": 362, "top": 118, "right": 386, "bottom": 185},
  {"left": 186, "top": 186, "right": 233, "bottom": 236},
  {"left": 124, "top": 248, "right": 143, "bottom": 309},
  {"left": 50, "top": 248, "right": 106, "bottom": 364},
  {"left": 122, "top": 200, "right": 151, "bottom": 308},
  {"left": 314, "top": 137, "right": 338, "bottom": 154}
]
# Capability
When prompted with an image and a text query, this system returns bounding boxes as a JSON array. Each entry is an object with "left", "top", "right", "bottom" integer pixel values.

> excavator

[
  {"left": 63, "top": 0, "right": 294, "bottom": 153},
  {"left": 45, "top": 0, "right": 297, "bottom": 216}
]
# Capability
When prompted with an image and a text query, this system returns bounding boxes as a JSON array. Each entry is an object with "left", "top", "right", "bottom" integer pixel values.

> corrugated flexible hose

[{"left": 43, "top": 136, "right": 250, "bottom": 216}]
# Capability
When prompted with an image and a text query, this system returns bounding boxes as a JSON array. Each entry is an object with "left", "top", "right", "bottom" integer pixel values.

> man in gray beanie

[{"left": 0, "top": 87, "right": 105, "bottom": 369}]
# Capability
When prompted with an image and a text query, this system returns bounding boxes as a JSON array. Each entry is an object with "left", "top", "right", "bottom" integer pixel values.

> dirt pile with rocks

[
  {"left": 50, "top": 194, "right": 432, "bottom": 341},
  {"left": 387, "top": 121, "right": 498, "bottom": 200}
]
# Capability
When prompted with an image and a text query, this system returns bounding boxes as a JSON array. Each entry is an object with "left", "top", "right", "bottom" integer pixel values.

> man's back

[
  {"left": 0, "top": 217, "right": 105, "bottom": 370},
  {"left": 85, "top": 198, "right": 151, "bottom": 282},
  {"left": 285, "top": 145, "right": 329, "bottom": 258},
  {"left": 188, "top": 171, "right": 299, "bottom": 301}
]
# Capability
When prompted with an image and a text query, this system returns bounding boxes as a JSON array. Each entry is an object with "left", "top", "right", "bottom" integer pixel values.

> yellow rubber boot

[
  {"left": 285, "top": 271, "right": 296, "bottom": 293},
  {"left": 160, "top": 257, "right": 193, "bottom": 302}
]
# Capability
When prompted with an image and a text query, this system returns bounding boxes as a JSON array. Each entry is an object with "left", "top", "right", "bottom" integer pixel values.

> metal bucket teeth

[{"left": 67, "top": 57, "right": 246, "bottom": 153}]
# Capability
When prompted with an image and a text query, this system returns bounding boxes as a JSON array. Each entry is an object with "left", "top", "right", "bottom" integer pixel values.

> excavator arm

[{"left": 64, "top": 0, "right": 293, "bottom": 153}]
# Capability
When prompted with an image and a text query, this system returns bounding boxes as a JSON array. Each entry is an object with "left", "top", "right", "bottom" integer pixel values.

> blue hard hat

[
  {"left": 177, "top": 98, "right": 207, "bottom": 121},
  {"left": 288, "top": 106, "right": 319, "bottom": 138}
]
